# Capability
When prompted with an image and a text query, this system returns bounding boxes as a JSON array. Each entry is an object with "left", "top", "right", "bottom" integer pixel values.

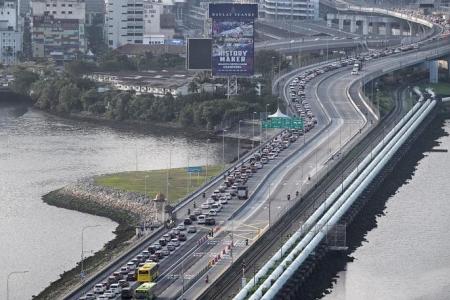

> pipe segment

[
  {"left": 262, "top": 100, "right": 436, "bottom": 299},
  {"left": 234, "top": 100, "right": 425, "bottom": 300}
]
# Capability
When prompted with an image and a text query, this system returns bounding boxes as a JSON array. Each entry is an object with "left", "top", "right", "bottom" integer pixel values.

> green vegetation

[
  {"left": 95, "top": 165, "right": 223, "bottom": 205},
  {"left": 418, "top": 82, "right": 450, "bottom": 96}
]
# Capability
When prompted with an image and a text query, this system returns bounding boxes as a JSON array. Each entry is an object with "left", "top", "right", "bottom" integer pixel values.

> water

[
  {"left": 0, "top": 102, "right": 235, "bottom": 300},
  {"left": 321, "top": 117, "right": 450, "bottom": 300}
]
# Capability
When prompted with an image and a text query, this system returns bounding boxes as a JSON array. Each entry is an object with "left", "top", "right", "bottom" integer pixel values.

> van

[
  {"left": 110, "top": 283, "right": 121, "bottom": 295},
  {"left": 198, "top": 214, "right": 206, "bottom": 224}
]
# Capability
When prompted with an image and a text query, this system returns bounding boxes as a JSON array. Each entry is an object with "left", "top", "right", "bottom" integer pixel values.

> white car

[
  {"left": 351, "top": 70, "right": 359, "bottom": 75},
  {"left": 255, "top": 162, "right": 263, "bottom": 169},
  {"left": 93, "top": 284, "right": 105, "bottom": 294},
  {"left": 219, "top": 198, "right": 228, "bottom": 205},
  {"left": 208, "top": 209, "right": 218, "bottom": 216},
  {"left": 224, "top": 193, "right": 232, "bottom": 200},
  {"left": 109, "top": 283, "right": 121, "bottom": 295},
  {"left": 201, "top": 203, "right": 210, "bottom": 209}
]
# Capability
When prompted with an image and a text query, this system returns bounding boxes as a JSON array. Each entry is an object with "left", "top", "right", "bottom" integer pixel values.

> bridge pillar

[
  {"left": 338, "top": 18, "right": 344, "bottom": 31},
  {"left": 385, "top": 22, "right": 392, "bottom": 36},
  {"left": 399, "top": 22, "right": 405, "bottom": 36},
  {"left": 362, "top": 19, "right": 369, "bottom": 35},
  {"left": 350, "top": 18, "right": 357, "bottom": 33},
  {"left": 372, "top": 22, "right": 379, "bottom": 35},
  {"left": 428, "top": 60, "right": 439, "bottom": 84}
]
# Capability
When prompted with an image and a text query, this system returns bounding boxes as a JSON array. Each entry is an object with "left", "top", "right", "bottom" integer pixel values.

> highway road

[{"left": 160, "top": 60, "right": 373, "bottom": 300}]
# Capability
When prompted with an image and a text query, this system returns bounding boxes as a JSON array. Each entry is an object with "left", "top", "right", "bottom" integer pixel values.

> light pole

[
  {"left": 7, "top": 271, "right": 28, "bottom": 300},
  {"left": 222, "top": 129, "right": 227, "bottom": 168},
  {"left": 81, "top": 225, "right": 100, "bottom": 280},
  {"left": 238, "top": 120, "right": 242, "bottom": 161},
  {"left": 252, "top": 112, "right": 257, "bottom": 149},
  {"left": 206, "top": 138, "right": 210, "bottom": 181},
  {"left": 265, "top": 104, "right": 270, "bottom": 140},
  {"left": 144, "top": 175, "right": 149, "bottom": 197}
]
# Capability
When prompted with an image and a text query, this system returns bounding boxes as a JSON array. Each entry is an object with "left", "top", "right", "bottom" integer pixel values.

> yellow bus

[
  {"left": 135, "top": 282, "right": 156, "bottom": 300},
  {"left": 137, "top": 262, "right": 159, "bottom": 283}
]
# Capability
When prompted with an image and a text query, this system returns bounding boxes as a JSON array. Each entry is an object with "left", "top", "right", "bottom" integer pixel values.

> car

[
  {"left": 351, "top": 70, "right": 358, "bottom": 75},
  {"left": 255, "top": 162, "right": 263, "bottom": 169},
  {"left": 211, "top": 203, "right": 222, "bottom": 211},
  {"left": 205, "top": 218, "right": 216, "bottom": 226},
  {"left": 161, "top": 249, "right": 170, "bottom": 256},
  {"left": 162, "top": 233, "right": 171, "bottom": 241},
  {"left": 170, "top": 239, "right": 180, "bottom": 247},
  {"left": 107, "top": 275, "right": 117, "bottom": 285},
  {"left": 219, "top": 198, "right": 228, "bottom": 205},
  {"left": 187, "top": 226, "right": 197, "bottom": 233},
  {"left": 110, "top": 283, "right": 122, "bottom": 295},
  {"left": 189, "top": 214, "right": 197, "bottom": 221},
  {"left": 142, "top": 250, "right": 150, "bottom": 259},
  {"left": 167, "top": 243, "right": 176, "bottom": 251},
  {"left": 119, "top": 266, "right": 129, "bottom": 275},
  {"left": 201, "top": 202, "right": 210, "bottom": 209},
  {"left": 97, "top": 296, "right": 108, "bottom": 300},
  {"left": 85, "top": 294, "right": 96, "bottom": 300},
  {"left": 118, "top": 279, "right": 129, "bottom": 288},
  {"left": 149, "top": 254, "right": 159, "bottom": 262},
  {"left": 184, "top": 218, "right": 193, "bottom": 225},
  {"left": 151, "top": 243, "right": 162, "bottom": 251},
  {"left": 177, "top": 224, "right": 186, "bottom": 231},
  {"left": 126, "top": 271, "right": 136, "bottom": 281},
  {"left": 159, "top": 238, "right": 167, "bottom": 246},
  {"left": 198, "top": 214, "right": 206, "bottom": 224},
  {"left": 194, "top": 208, "right": 202, "bottom": 215},
  {"left": 208, "top": 209, "right": 218, "bottom": 216},
  {"left": 121, "top": 287, "right": 133, "bottom": 299},
  {"left": 224, "top": 192, "right": 232, "bottom": 200},
  {"left": 94, "top": 284, "right": 105, "bottom": 294},
  {"left": 178, "top": 233, "right": 187, "bottom": 241},
  {"left": 103, "top": 290, "right": 115, "bottom": 299}
]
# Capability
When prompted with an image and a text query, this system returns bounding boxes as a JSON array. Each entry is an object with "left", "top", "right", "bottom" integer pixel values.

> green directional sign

[{"left": 262, "top": 117, "right": 303, "bottom": 129}]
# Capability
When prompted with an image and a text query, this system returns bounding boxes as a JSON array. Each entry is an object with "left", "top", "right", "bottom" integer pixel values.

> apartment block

[
  {"left": 0, "top": 0, "right": 23, "bottom": 65},
  {"left": 31, "top": 0, "right": 86, "bottom": 63}
]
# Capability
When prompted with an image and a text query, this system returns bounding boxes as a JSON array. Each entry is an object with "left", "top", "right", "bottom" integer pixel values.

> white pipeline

[{"left": 262, "top": 100, "right": 436, "bottom": 299}]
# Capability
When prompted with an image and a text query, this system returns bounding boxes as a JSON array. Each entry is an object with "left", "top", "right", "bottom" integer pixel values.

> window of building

[
  {"left": 53, "top": 3, "right": 56, "bottom": 6},
  {"left": 68, "top": 11, "right": 72, "bottom": 14},
  {"left": 53, "top": 11, "right": 56, "bottom": 14},
  {"left": 62, "top": 3, "right": 65, "bottom": 6},
  {"left": 68, "top": 4, "right": 72, "bottom": 7},
  {"left": 61, "top": 11, "right": 65, "bottom": 14}
]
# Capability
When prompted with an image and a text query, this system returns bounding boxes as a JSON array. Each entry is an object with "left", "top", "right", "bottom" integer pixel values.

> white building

[
  {"left": 105, "top": 0, "right": 180, "bottom": 49},
  {"left": 262, "top": 0, "right": 319, "bottom": 20},
  {"left": 0, "top": 0, "right": 23, "bottom": 65}
]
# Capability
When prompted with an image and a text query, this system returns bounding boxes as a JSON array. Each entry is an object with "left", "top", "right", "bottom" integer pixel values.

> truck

[{"left": 237, "top": 185, "right": 248, "bottom": 200}]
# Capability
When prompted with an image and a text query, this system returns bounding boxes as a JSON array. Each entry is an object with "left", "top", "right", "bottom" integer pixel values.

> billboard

[
  {"left": 209, "top": 3, "right": 258, "bottom": 77},
  {"left": 187, "top": 38, "right": 212, "bottom": 70}
]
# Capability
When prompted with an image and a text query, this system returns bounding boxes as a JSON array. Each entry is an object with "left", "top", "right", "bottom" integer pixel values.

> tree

[
  {"left": 10, "top": 67, "right": 39, "bottom": 96},
  {"left": 58, "top": 83, "right": 81, "bottom": 112},
  {"left": 188, "top": 81, "right": 199, "bottom": 93},
  {"left": 65, "top": 60, "right": 97, "bottom": 78},
  {"left": 255, "top": 50, "right": 287, "bottom": 77}
]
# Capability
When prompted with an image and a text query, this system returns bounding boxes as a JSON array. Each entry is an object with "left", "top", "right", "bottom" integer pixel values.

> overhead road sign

[{"left": 262, "top": 117, "right": 304, "bottom": 129}]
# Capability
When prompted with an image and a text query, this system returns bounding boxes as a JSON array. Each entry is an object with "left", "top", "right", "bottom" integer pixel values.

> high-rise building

[
  {"left": 262, "top": 0, "right": 319, "bottom": 20},
  {"left": 105, "top": 0, "right": 181, "bottom": 49},
  {"left": 0, "top": 0, "right": 23, "bottom": 65},
  {"left": 31, "top": 0, "right": 86, "bottom": 63}
]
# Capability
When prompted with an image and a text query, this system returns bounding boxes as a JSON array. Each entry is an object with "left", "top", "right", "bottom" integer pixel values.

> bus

[
  {"left": 137, "top": 262, "right": 159, "bottom": 283},
  {"left": 134, "top": 282, "right": 156, "bottom": 300}
]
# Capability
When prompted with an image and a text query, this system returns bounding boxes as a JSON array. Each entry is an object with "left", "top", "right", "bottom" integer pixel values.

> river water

[
  {"left": 0, "top": 102, "right": 236, "bottom": 300},
  {"left": 320, "top": 117, "right": 450, "bottom": 300}
]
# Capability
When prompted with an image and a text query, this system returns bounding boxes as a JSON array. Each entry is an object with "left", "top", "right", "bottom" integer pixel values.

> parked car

[{"left": 205, "top": 218, "right": 216, "bottom": 226}]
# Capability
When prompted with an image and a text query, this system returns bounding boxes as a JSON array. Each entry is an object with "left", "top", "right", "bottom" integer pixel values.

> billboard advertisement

[
  {"left": 209, "top": 4, "right": 258, "bottom": 77},
  {"left": 187, "top": 38, "right": 212, "bottom": 70}
]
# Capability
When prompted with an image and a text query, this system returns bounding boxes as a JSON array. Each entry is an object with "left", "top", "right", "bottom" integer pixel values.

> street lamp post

[
  {"left": 265, "top": 104, "right": 270, "bottom": 140},
  {"left": 206, "top": 138, "right": 210, "bottom": 181},
  {"left": 144, "top": 175, "right": 149, "bottom": 197},
  {"left": 81, "top": 225, "right": 100, "bottom": 280},
  {"left": 252, "top": 112, "right": 257, "bottom": 149},
  {"left": 238, "top": 120, "right": 242, "bottom": 161},
  {"left": 7, "top": 271, "right": 28, "bottom": 300},
  {"left": 222, "top": 129, "right": 227, "bottom": 168}
]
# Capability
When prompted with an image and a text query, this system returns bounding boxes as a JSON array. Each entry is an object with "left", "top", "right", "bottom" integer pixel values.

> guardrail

[{"left": 261, "top": 99, "right": 437, "bottom": 299}]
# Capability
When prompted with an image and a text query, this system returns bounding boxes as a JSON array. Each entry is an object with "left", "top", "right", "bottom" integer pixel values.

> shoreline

[{"left": 36, "top": 187, "right": 141, "bottom": 300}]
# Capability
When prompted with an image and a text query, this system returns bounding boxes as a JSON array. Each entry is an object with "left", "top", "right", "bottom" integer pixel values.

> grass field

[
  {"left": 94, "top": 165, "right": 224, "bottom": 205},
  {"left": 418, "top": 83, "right": 450, "bottom": 96}
]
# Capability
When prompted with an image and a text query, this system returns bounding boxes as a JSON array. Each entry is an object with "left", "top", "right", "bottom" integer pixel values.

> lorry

[{"left": 237, "top": 185, "right": 248, "bottom": 200}]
